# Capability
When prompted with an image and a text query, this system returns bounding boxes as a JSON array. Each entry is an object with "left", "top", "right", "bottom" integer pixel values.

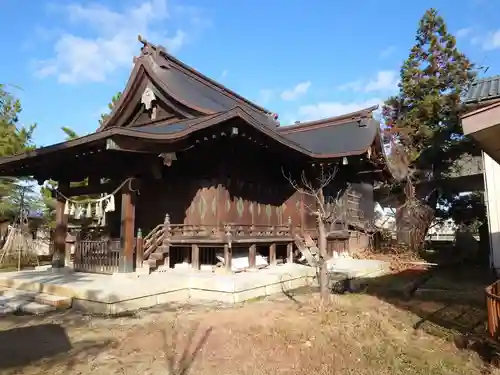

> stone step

[
  {"left": 34, "top": 293, "right": 72, "bottom": 309},
  {"left": 4, "top": 297, "right": 31, "bottom": 311},
  {"left": 20, "top": 301, "right": 56, "bottom": 315},
  {"left": 0, "top": 288, "right": 72, "bottom": 315},
  {"left": 0, "top": 305, "right": 16, "bottom": 316}
]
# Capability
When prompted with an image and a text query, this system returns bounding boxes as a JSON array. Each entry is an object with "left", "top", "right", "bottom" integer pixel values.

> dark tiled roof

[
  {"left": 281, "top": 119, "right": 379, "bottom": 155},
  {"left": 155, "top": 64, "right": 278, "bottom": 128},
  {"left": 135, "top": 108, "right": 380, "bottom": 157},
  {"left": 464, "top": 75, "right": 500, "bottom": 103}
]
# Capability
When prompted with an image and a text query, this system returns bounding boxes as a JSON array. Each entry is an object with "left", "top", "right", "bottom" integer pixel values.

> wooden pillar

[
  {"left": 162, "top": 214, "right": 171, "bottom": 269},
  {"left": 52, "top": 181, "right": 69, "bottom": 268},
  {"left": 249, "top": 244, "right": 256, "bottom": 268},
  {"left": 269, "top": 243, "right": 277, "bottom": 266},
  {"left": 192, "top": 244, "right": 200, "bottom": 271},
  {"left": 163, "top": 246, "right": 171, "bottom": 268},
  {"left": 224, "top": 244, "right": 232, "bottom": 272},
  {"left": 119, "top": 182, "right": 136, "bottom": 273},
  {"left": 327, "top": 240, "right": 333, "bottom": 259},
  {"left": 286, "top": 242, "right": 294, "bottom": 264},
  {"left": 135, "top": 228, "right": 144, "bottom": 269}
]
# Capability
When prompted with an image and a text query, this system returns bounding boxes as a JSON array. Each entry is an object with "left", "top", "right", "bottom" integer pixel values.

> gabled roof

[
  {"left": 277, "top": 106, "right": 380, "bottom": 155},
  {"left": 99, "top": 36, "right": 279, "bottom": 131},
  {"left": 0, "top": 38, "right": 386, "bottom": 177},
  {"left": 0, "top": 106, "right": 383, "bottom": 176},
  {"left": 464, "top": 75, "right": 500, "bottom": 104}
]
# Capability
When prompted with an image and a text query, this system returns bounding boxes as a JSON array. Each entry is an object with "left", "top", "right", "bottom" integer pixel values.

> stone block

[
  {"left": 0, "top": 305, "right": 15, "bottom": 316},
  {"left": 5, "top": 298, "right": 30, "bottom": 311},
  {"left": 34, "top": 293, "right": 72, "bottom": 309},
  {"left": 20, "top": 302, "right": 55, "bottom": 315}
]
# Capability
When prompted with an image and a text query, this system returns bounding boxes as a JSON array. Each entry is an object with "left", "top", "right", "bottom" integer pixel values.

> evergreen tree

[
  {"left": 98, "top": 92, "right": 121, "bottom": 126},
  {"left": 382, "top": 9, "right": 477, "bottom": 249},
  {"left": 0, "top": 84, "right": 36, "bottom": 219},
  {"left": 61, "top": 126, "right": 79, "bottom": 140}
]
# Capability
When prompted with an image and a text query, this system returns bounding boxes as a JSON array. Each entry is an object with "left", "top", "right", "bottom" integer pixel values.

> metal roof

[
  {"left": 281, "top": 119, "right": 379, "bottom": 155},
  {"left": 464, "top": 75, "right": 500, "bottom": 103}
]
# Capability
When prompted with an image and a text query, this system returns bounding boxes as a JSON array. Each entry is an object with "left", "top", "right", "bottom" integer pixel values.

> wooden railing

[
  {"left": 486, "top": 280, "right": 500, "bottom": 340},
  {"left": 74, "top": 239, "right": 121, "bottom": 274},
  {"left": 143, "top": 223, "right": 165, "bottom": 259},
  {"left": 142, "top": 214, "right": 295, "bottom": 261}
]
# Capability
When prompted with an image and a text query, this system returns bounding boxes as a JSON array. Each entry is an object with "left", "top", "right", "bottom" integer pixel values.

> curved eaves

[
  {"left": 114, "top": 106, "right": 375, "bottom": 159},
  {"left": 0, "top": 107, "right": 377, "bottom": 172},
  {"left": 97, "top": 62, "right": 146, "bottom": 131}
]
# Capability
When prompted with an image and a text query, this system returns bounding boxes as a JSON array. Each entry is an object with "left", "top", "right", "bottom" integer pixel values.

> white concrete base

[
  {"left": 34, "top": 265, "right": 52, "bottom": 271},
  {"left": 0, "top": 287, "right": 72, "bottom": 315},
  {"left": 21, "top": 301, "right": 56, "bottom": 315},
  {"left": 0, "top": 260, "right": 389, "bottom": 315},
  {"left": 0, "top": 305, "right": 15, "bottom": 316}
]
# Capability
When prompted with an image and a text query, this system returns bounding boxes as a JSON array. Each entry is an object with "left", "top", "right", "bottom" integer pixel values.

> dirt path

[{"left": 0, "top": 293, "right": 496, "bottom": 375}]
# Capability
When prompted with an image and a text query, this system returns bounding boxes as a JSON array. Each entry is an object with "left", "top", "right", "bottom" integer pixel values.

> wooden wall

[
  {"left": 105, "top": 127, "right": 374, "bottom": 237},
  {"left": 133, "top": 171, "right": 313, "bottom": 235},
  {"left": 130, "top": 135, "right": 317, "bottom": 236}
]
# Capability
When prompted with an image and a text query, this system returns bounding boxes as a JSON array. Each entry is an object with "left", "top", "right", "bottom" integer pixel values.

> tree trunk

[
  {"left": 317, "top": 218, "right": 329, "bottom": 301},
  {"left": 397, "top": 183, "right": 437, "bottom": 252}
]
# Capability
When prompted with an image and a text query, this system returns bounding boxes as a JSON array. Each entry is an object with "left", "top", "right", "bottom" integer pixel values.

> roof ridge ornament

[
  {"left": 268, "top": 112, "right": 280, "bottom": 126},
  {"left": 137, "top": 35, "right": 170, "bottom": 69}
]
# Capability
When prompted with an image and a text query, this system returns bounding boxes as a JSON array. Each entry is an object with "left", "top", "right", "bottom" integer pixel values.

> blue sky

[{"left": 1, "top": 0, "right": 500, "bottom": 147}]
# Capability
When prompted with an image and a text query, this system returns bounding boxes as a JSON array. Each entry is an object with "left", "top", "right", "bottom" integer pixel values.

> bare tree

[
  {"left": 384, "top": 139, "right": 434, "bottom": 252},
  {"left": 282, "top": 164, "right": 345, "bottom": 302},
  {"left": 162, "top": 319, "right": 212, "bottom": 375}
]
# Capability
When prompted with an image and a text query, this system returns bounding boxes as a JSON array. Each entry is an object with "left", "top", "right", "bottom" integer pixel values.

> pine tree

[
  {"left": 61, "top": 126, "right": 79, "bottom": 140},
  {"left": 98, "top": 92, "right": 122, "bottom": 126},
  {"left": 382, "top": 9, "right": 476, "bottom": 249},
  {"left": 0, "top": 84, "right": 36, "bottom": 219}
]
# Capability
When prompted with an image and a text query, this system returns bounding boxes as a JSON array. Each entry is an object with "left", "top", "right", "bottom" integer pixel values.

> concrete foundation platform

[
  {"left": 327, "top": 258, "right": 391, "bottom": 291},
  {"left": 0, "top": 264, "right": 318, "bottom": 315},
  {"left": 327, "top": 258, "right": 390, "bottom": 277},
  {"left": 0, "top": 259, "right": 390, "bottom": 315}
]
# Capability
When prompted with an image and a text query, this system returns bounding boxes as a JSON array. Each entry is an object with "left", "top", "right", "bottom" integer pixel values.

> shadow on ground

[
  {"left": 357, "top": 261, "right": 499, "bottom": 363},
  {"left": 0, "top": 323, "right": 116, "bottom": 372},
  {"left": 0, "top": 284, "right": 212, "bottom": 375}
]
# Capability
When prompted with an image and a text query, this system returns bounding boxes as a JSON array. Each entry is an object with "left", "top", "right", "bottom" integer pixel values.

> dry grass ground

[{"left": 0, "top": 291, "right": 497, "bottom": 375}]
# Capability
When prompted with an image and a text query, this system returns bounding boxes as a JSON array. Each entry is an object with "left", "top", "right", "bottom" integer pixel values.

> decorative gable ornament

[
  {"left": 141, "top": 87, "right": 156, "bottom": 110},
  {"left": 159, "top": 152, "right": 177, "bottom": 167},
  {"left": 141, "top": 86, "right": 157, "bottom": 120}
]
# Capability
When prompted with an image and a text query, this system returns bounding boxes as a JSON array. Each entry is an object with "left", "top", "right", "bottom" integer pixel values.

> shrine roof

[
  {"left": 0, "top": 37, "right": 385, "bottom": 177},
  {"left": 464, "top": 75, "right": 500, "bottom": 104},
  {"left": 98, "top": 36, "right": 279, "bottom": 131},
  {"left": 0, "top": 105, "right": 382, "bottom": 176},
  {"left": 131, "top": 105, "right": 380, "bottom": 156}
]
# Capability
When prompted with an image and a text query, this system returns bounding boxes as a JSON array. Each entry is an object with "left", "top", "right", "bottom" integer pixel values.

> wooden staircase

[{"left": 142, "top": 215, "right": 170, "bottom": 271}]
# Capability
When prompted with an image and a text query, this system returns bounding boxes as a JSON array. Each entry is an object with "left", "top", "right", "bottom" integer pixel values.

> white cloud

[
  {"left": 365, "top": 71, "right": 399, "bottom": 92},
  {"left": 337, "top": 80, "right": 363, "bottom": 92},
  {"left": 293, "top": 98, "right": 382, "bottom": 122},
  {"left": 221, "top": 69, "right": 229, "bottom": 78},
  {"left": 456, "top": 27, "right": 472, "bottom": 38},
  {"left": 280, "top": 81, "right": 312, "bottom": 101},
  {"left": 36, "top": 0, "right": 207, "bottom": 84},
  {"left": 480, "top": 29, "right": 500, "bottom": 50},
  {"left": 379, "top": 45, "right": 396, "bottom": 59},
  {"left": 338, "top": 70, "right": 399, "bottom": 93}
]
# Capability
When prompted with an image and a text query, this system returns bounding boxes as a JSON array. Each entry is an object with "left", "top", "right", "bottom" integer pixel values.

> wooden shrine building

[{"left": 0, "top": 37, "right": 389, "bottom": 274}]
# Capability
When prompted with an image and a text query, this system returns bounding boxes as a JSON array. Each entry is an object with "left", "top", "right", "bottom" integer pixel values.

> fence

[
  {"left": 73, "top": 239, "right": 121, "bottom": 274},
  {"left": 486, "top": 280, "right": 500, "bottom": 340}
]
